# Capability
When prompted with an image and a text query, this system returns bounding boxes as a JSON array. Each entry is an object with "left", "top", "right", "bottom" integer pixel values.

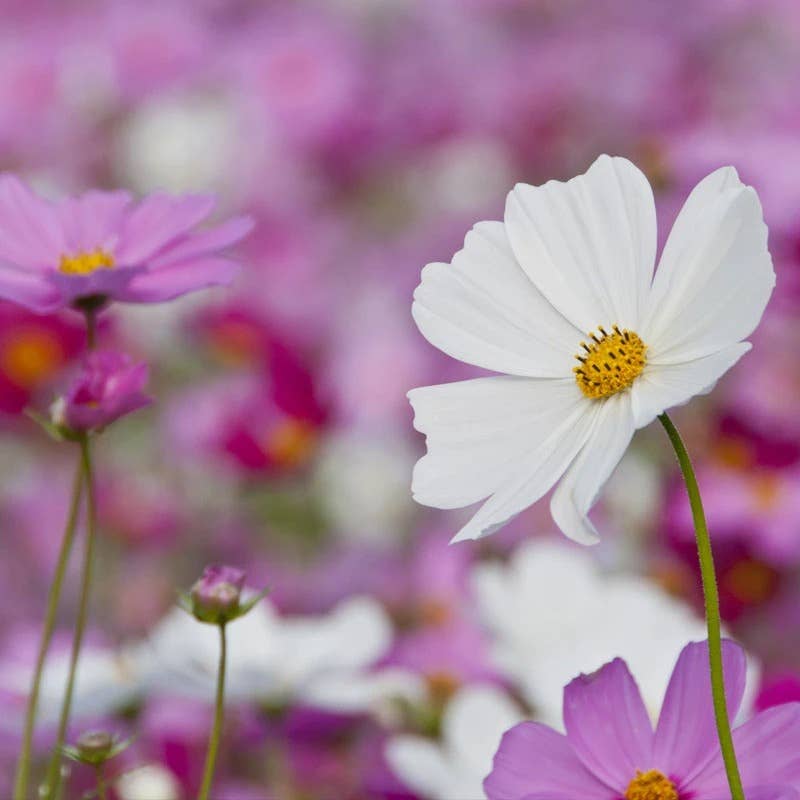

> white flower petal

[
  {"left": 386, "top": 685, "right": 522, "bottom": 800},
  {"left": 642, "top": 166, "right": 774, "bottom": 362},
  {"left": 385, "top": 737, "right": 458, "bottom": 800},
  {"left": 410, "top": 376, "right": 586, "bottom": 510},
  {"left": 550, "top": 391, "right": 635, "bottom": 544},
  {"left": 279, "top": 596, "right": 392, "bottom": 684},
  {"left": 504, "top": 154, "right": 656, "bottom": 333},
  {"left": 443, "top": 685, "right": 524, "bottom": 769},
  {"left": 631, "top": 342, "right": 751, "bottom": 429},
  {"left": 137, "top": 601, "right": 281, "bottom": 702},
  {"left": 472, "top": 542, "right": 599, "bottom": 654},
  {"left": 412, "top": 221, "right": 579, "bottom": 377},
  {"left": 472, "top": 541, "right": 712, "bottom": 728},
  {"left": 450, "top": 396, "right": 598, "bottom": 543},
  {"left": 301, "top": 668, "right": 425, "bottom": 714}
]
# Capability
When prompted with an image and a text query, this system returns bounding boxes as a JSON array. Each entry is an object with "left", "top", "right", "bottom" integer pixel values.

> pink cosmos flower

[
  {"left": 53, "top": 350, "right": 151, "bottom": 433},
  {"left": 486, "top": 641, "right": 800, "bottom": 800},
  {"left": 0, "top": 176, "right": 252, "bottom": 313}
]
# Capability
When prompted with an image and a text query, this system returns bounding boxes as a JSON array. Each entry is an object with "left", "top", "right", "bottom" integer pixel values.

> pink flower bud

[
  {"left": 52, "top": 350, "right": 151, "bottom": 433},
  {"left": 190, "top": 565, "right": 246, "bottom": 624}
]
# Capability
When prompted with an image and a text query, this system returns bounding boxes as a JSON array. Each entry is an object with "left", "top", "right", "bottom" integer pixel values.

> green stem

[
  {"left": 95, "top": 765, "right": 107, "bottom": 800},
  {"left": 197, "top": 623, "right": 227, "bottom": 800},
  {"left": 659, "top": 413, "right": 744, "bottom": 800},
  {"left": 13, "top": 464, "right": 84, "bottom": 800},
  {"left": 42, "top": 436, "right": 97, "bottom": 800}
]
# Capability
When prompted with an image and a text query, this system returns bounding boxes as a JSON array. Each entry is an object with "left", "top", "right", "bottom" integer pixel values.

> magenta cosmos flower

[
  {"left": 52, "top": 350, "right": 151, "bottom": 433},
  {"left": 485, "top": 641, "right": 800, "bottom": 800},
  {"left": 0, "top": 176, "right": 252, "bottom": 313}
]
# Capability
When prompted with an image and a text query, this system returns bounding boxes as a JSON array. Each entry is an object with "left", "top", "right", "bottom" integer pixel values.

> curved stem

[
  {"left": 197, "top": 623, "right": 227, "bottom": 800},
  {"left": 659, "top": 413, "right": 744, "bottom": 800},
  {"left": 13, "top": 464, "right": 84, "bottom": 800},
  {"left": 42, "top": 436, "right": 97, "bottom": 800}
]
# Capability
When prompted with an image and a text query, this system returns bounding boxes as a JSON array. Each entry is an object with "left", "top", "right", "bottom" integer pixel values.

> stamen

[
  {"left": 625, "top": 770, "right": 679, "bottom": 800},
  {"left": 59, "top": 249, "right": 115, "bottom": 276},
  {"left": 573, "top": 325, "right": 646, "bottom": 400}
]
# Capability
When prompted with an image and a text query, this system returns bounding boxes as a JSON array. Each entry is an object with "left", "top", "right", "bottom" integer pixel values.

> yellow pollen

[
  {"left": 58, "top": 249, "right": 115, "bottom": 276},
  {"left": 625, "top": 770, "right": 679, "bottom": 800},
  {"left": 574, "top": 325, "right": 646, "bottom": 400}
]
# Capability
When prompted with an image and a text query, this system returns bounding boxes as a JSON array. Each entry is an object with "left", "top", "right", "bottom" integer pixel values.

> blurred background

[{"left": 1, "top": 1, "right": 800, "bottom": 798}]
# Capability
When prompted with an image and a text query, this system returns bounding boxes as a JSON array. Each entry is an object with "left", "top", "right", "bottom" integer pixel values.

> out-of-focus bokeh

[{"left": 1, "top": 1, "right": 799, "bottom": 798}]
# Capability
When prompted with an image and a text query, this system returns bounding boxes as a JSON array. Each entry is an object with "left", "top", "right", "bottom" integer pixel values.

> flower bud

[
  {"left": 189, "top": 565, "right": 246, "bottom": 625},
  {"left": 76, "top": 731, "right": 114, "bottom": 763},
  {"left": 62, "top": 730, "right": 131, "bottom": 766},
  {"left": 51, "top": 350, "right": 151, "bottom": 435}
]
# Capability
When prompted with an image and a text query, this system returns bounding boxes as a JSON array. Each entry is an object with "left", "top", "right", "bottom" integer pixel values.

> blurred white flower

[
  {"left": 0, "top": 645, "right": 141, "bottom": 726},
  {"left": 386, "top": 685, "right": 522, "bottom": 800},
  {"left": 314, "top": 430, "right": 417, "bottom": 542},
  {"left": 136, "top": 595, "right": 419, "bottom": 713},
  {"left": 115, "top": 764, "right": 182, "bottom": 800},
  {"left": 409, "top": 156, "right": 774, "bottom": 543},
  {"left": 407, "top": 137, "right": 514, "bottom": 216},
  {"left": 116, "top": 93, "right": 234, "bottom": 194},
  {"left": 472, "top": 540, "right": 711, "bottom": 726}
]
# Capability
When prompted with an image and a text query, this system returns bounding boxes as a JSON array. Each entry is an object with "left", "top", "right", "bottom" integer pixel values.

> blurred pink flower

[
  {"left": 756, "top": 672, "right": 800, "bottom": 713},
  {"left": 54, "top": 350, "right": 151, "bottom": 433},
  {"left": 0, "top": 303, "right": 84, "bottom": 414},
  {"left": 165, "top": 329, "right": 327, "bottom": 476},
  {"left": 665, "top": 461, "right": 800, "bottom": 567},
  {"left": 228, "top": 8, "right": 366, "bottom": 154},
  {"left": 0, "top": 176, "right": 252, "bottom": 312}
]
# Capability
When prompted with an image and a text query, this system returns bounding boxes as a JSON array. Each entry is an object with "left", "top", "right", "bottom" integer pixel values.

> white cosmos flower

[
  {"left": 385, "top": 684, "right": 523, "bottom": 800},
  {"left": 115, "top": 764, "right": 182, "bottom": 800},
  {"left": 135, "top": 595, "right": 419, "bottom": 714},
  {"left": 472, "top": 540, "right": 757, "bottom": 727},
  {"left": 0, "top": 644, "right": 141, "bottom": 727},
  {"left": 409, "top": 155, "right": 774, "bottom": 543}
]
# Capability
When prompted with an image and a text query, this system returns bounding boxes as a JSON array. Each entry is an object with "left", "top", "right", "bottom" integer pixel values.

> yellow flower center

[
  {"left": 59, "top": 249, "right": 115, "bottom": 276},
  {"left": 625, "top": 770, "right": 679, "bottom": 800},
  {"left": 574, "top": 325, "right": 647, "bottom": 400}
]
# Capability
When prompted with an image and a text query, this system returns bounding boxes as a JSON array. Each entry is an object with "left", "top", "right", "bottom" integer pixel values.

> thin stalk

[
  {"left": 659, "top": 413, "right": 744, "bottom": 800},
  {"left": 197, "top": 623, "right": 228, "bottom": 800},
  {"left": 94, "top": 765, "right": 107, "bottom": 800},
  {"left": 42, "top": 436, "right": 97, "bottom": 800},
  {"left": 13, "top": 465, "right": 84, "bottom": 800}
]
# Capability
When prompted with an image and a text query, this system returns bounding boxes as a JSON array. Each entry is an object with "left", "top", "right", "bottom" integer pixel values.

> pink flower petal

[
  {"left": 689, "top": 703, "right": 800, "bottom": 796},
  {"left": 703, "top": 789, "right": 799, "bottom": 800},
  {"left": 653, "top": 640, "right": 747, "bottom": 785},
  {"left": 0, "top": 265, "right": 60, "bottom": 312},
  {"left": 0, "top": 175, "right": 66, "bottom": 267},
  {"left": 563, "top": 658, "right": 654, "bottom": 791},
  {"left": 114, "top": 192, "right": 216, "bottom": 265},
  {"left": 58, "top": 190, "right": 132, "bottom": 254},
  {"left": 118, "top": 257, "right": 239, "bottom": 303},
  {"left": 149, "top": 216, "right": 254, "bottom": 269},
  {"left": 484, "top": 722, "right": 611, "bottom": 800}
]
